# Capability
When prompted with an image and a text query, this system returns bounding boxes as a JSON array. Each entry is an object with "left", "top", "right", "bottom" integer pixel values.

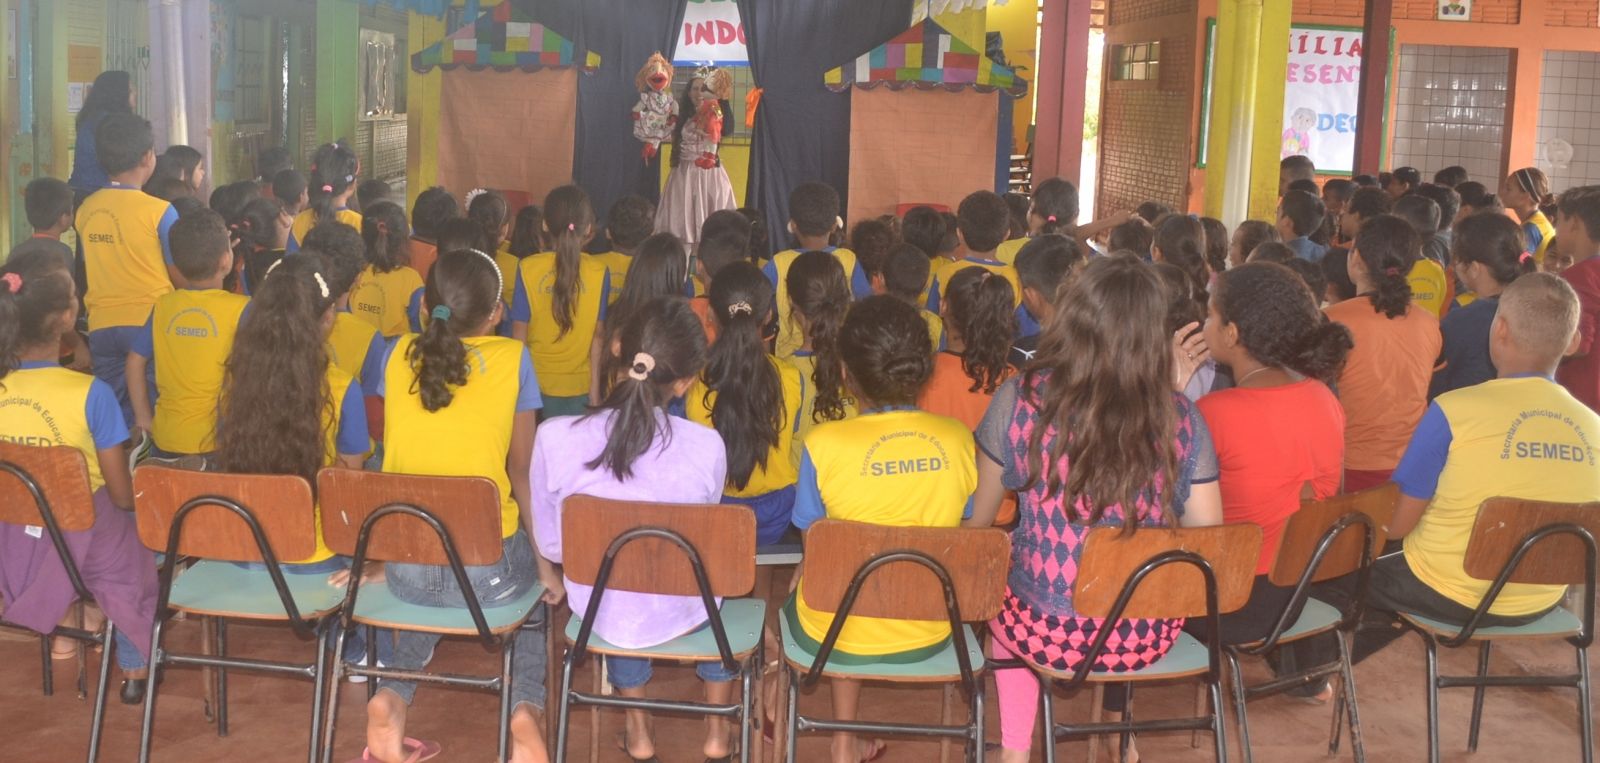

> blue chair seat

[
  {"left": 566, "top": 598, "right": 765, "bottom": 661},
  {"left": 1399, "top": 606, "right": 1581, "bottom": 640},
  {"left": 779, "top": 612, "right": 985, "bottom": 681},
  {"left": 1233, "top": 597, "right": 1343, "bottom": 650},
  {"left": 349, "top": 580, "right": 544, "bottom": 635},
  {"left": 1035, "top": 631, "right": 1212, "bottom": 683},
  {"left": 170, "top": 560, "right": 343, "bottom": 621}
]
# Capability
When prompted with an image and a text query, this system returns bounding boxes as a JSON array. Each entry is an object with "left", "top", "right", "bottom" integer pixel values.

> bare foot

[
  {"left": 366, "top": 688, "right": 410, "bottom": 763},
  {"left": 509, "top": 706, "right": 549, "bottom": 763}
]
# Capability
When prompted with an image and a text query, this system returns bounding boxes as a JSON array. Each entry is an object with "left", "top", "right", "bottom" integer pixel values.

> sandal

[{"left": 349, "top": 737, "right": 441, "bottom": 763}]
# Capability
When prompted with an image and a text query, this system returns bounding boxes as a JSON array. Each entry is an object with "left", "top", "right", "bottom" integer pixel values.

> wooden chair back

[
  {"left": 798, "top": 520, "right": 1010, "bottom": 622},
  {"left": 133, "top": 466, "right": 317, "bottom": 562},
  {"left": 316, "top": 468, "right": 505, "bottom": 566},
  {"left": 1075, "top": 524, "right": 1261, "bottom": 620},
  {"left": 1269, "top": 483, "right": 1398, "bottom": 587},
  {"left": 1464, "top": 498, "right": 1600, "bottom": 585},
  {"left": 0, "top": 443, "right": 95, "bottom": 531},
  {"left": 560, "top": 495, "right": 756, "bottom": 597}
]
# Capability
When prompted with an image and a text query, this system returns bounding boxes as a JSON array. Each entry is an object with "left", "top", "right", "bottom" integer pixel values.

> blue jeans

[
  {"left": 114, "top": 628, "right": 144, "bottom": 671},
  {"left": 87, "top": 325, "right": 151, "bottom": 429},
  {"left": 378, "top": 529, "right": 547, "bottom": 710},
  {"left": 231, "top": 557, "right": 395, "bottom": 664},
  {"left": 604, "top": 619, "right": 741, "bottom": 689},
  {"left": 723, "top": 486, "right": 796, "bottom": 547}
]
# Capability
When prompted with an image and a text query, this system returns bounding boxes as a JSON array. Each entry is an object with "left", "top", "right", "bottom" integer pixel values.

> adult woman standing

[{"left": 68, "top": 71, "right": 136, "bottom": 203}]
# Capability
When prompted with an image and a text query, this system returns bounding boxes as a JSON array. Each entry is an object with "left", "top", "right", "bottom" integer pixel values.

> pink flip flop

[{"left": 349, "top": 738, "right": 442, "bottom": 763}]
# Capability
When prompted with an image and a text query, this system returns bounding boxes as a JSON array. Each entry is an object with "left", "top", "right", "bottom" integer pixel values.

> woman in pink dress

[{"left": 655, "top": 66, "right": 737, "bottom": 248}]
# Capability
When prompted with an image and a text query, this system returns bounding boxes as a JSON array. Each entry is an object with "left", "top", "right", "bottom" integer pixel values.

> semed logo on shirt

[
  {"left": 165, "top": 306, "right": 221, "bottom": 339},
  {"left": 1501, "top": 408, "right": 1597, "bottom": 466},
  {"left": 858, "top": 429, "right": 953, "bottom": 478}
]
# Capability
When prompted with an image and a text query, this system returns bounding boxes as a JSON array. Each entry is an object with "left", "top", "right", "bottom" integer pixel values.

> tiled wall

[
  {"left": 1537, "top": 51, "right": 1600, "bottom": 191},
  {"left": 1390, "top": 45, "right": 1509, "bottom": 185}
]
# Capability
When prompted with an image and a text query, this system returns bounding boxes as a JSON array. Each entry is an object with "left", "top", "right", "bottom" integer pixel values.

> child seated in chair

[{"left": 530, "top": 297, "right": 738, "bottom": 762}]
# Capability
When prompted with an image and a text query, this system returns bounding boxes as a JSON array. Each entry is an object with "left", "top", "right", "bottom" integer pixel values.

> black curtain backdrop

[
  {"left": 735, "top": 0, "right": 913, "bottom": 251},
  {"left": 526, "top": 0, "right": 686, "bottom": 227}
]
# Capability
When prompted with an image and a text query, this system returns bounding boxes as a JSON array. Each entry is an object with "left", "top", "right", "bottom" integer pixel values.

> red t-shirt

[
  {"left": 1559, "top": 255, "right": 1600, "bottom": 412},
  {"left": 1198, "top": 380, "right": 1346, "bottom": 575}
]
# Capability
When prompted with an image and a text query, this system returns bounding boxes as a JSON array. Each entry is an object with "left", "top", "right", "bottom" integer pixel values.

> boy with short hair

[
  {"left": 1010, "top": 235, "right": 1082, "bottom": 368},
  {"left": 596, "top": 195, "right": 656, "bottom": 301},
  {"left": 882, "top": 243, "right": 943, "bottom": 351},
  {"left": 13, "top": 178, "right": 76, "bottom": 265},
  {"left": 76, "top": 112, "right": 180, "bottom": 427},
  {"left": 1280, "top": 155, "right": 1316, "bottom": 197},
  {"left": 1395, "top": 195, "right": 1453, "bottom": 317},
  {"left": 273, "top": 169, "right": 309, "bottom": 216},
  {"left": 764, "top": 183, "right": 868, "bottom": 356},
  {"left": 1277, "top": 190, "right": 1330, "bottom": 263},
  {"left": 126, "top": 209, "right": 249, "bottom": 457},
  {"left": 1555, "top": 185, "right": 1600, "bottom": 411},
  {"left": 1386, "top": 166, "right": 1422, "bottom": 199},
  {"left": 926, "top": 191, "right": 1024, "bottom": 316}
]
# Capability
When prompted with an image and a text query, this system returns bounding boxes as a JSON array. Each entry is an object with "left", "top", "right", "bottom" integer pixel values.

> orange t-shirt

[
  {"left": 410, "top": 238, "right": 439, "bottom": 282},
  {"left": 687, "top": 296, "right": 720, "bottom": 345},
  {"left": 917, "top": 352, "right": 1016, "bottom": 524},
  {"left": 1325, "top": 297, "right": 1442, "bottom": 471}
]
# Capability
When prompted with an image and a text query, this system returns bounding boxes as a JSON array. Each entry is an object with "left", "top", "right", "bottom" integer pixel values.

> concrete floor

[{"left": 3, "top": 598, "right": 1596, "bottom": 763}]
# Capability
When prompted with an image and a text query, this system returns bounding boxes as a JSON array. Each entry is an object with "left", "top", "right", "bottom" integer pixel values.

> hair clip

[
  {"left": 313, "top": 272, "right": 330, "bottom": 299},
  {"left": 344, "top": 175, "right": 355, "bottom": 183},
  {"left": 464, "top": 188, "right": 488, "bottom": 208},
  {"left": 467, "top": 248, "right": 504, "bottom": 303},
  {"left": 566, "top": 222, "right": 576, "bottom": 232},
  {"left": 627, "top": 352, "right": 656, "bottom": 381},
  {"left": 1, "top": 272, "right": 21, "bottom": 294},
  {"left": 1046, "top": 215, "right": 1057, "bottom": 223},
  {"left": 1520, "top": 251, "right": 1533, "bottom": 264},
  {"left": 265, "top": 258, "right": 285, "bottom": 277},
  {"left": 727, "top": 301, "right": 754, "bottom": 317},
  {"left": 431, "top": 305, "right": 452, "bottom": 321},
  {"left": 321, "top": 184, "right": 334, "bottom": 193}
]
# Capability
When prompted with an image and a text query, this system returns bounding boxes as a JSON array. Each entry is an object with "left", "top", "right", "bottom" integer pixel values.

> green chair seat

[
  {"left": 1400, "top": 606, "right": 1581, "bottom": 640},
  {"left": 1233, "top": 597, "right": 1342, "bottom": 650},
  {"left": 350, "top": 579, "right": 544, "bottom": 635},
  {"left": 170, "top": 560, "right": 344, "bottom": 620},
  {"left": 1035, "top": 631, "right": 1211, "bottom": 682},
  {"left": 779, "top": 613, "right": 985, "bottom": 680},
  {"left": 566, "top": 598, "right": 765, "bottom": 660}
]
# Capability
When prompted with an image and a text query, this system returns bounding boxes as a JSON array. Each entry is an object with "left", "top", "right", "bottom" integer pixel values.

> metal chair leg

[
  {"left": 1209, "top": 679, "right": 1229, "bottom": 763},
  {"left": 1224, "top": 651, "right": 1252, "bottom": 763},
  {"left": 1038, "top": 676, "right": 1057, "bottom": 763},
  {"left": 739, "top": 648, "right": 756, "bottom": 763},
  {"left": 1578, "top": 645, "right": 1593, "bottom": 763},
  {"left": 1467, "top": 641, "right": 1491, "bottom": 752},
  {"left": 319, "top": 624, "right": 352, "bottom": 763},
  {"left": 364, "top": 624, "right": 378, "bottom": 702},
  {"left": 970, "top": 682, "right": 986, "bottom": 763},
  {"left": 554, "top": 653, "right": 576, "bottom": 763},
  {"left": 1337, "top": 629, "right": 1366, "bottom": 762},
  {"left": 497, "top": 637, "right": 516, "bottom": 763},
  {"left": 784, "top": 665, "right": 801, "bottom": 763},
  {"left": 1421, "top": 633, "right": 1441, "bottom": 763},
  {"left": 215, "top": 617, "right": 230, "bottom": 737},
  {"left": 306, "top": 622, "right": 330, "bottom": 763},
  {"left": 40, "top": 635, "right": 54, "bottom": 696},
  {"left": 85, "top": 621, "right": 115, "bottom": 763},
  {"left": 589, "top": 656, "right": 602, "bottom": 763},
  {"left": 137, "top": 618, "right": 167, "bottom": 763}
]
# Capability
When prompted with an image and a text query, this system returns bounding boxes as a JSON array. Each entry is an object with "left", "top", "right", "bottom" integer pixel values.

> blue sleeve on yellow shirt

[
  {"left": 286, "top": 230, "right": 301, "bottom": 253},
  {"left": 1393, "top": 403, "right": 1453, "bottom": 500},
  {"left": 761, "top": 259, "right": 779, "bottom": 288},
  {"left": 358, "top": 331, "right": 386, "bottom": 397},
  {"left": 516, "top": 347, "right": 543, "bottom": 412},
  {"left": 157, "top": 204, "right": 179, "bottom": 266},
  {"left": 791, "top": 449, "right": 826, "bottom": 530},
  {"left": 1523, "top": 222, "right": 1544, "bottom": 255},
  {"left": 407, "top": 287, "right": 425, "bottom": 333},
  {"left": 1015, "top": 305, "right": 1040, "bottom": 339},
  {"left": 375, "top": 338, "right": 397, "bottom": 399},
  {"left": 925, "top": 276, "right": 942, "bottom": 315},
  {"left": 850, "top": 263, "right": 872, "bottom": 300},
  {"left": 598, "top": 269, "right": 612, "bottom": 323},
  {"left": 510, "top": 273, "right": 531, "bottom": 323},
  {"left": 85, "top": 379, "right": 131, "bottom": 449},
  {"left": 336, "top": 382, "right": 369, "bottom": 456},
  {"left": 131, "top": 315, "right": 155, "bottom": 359}
]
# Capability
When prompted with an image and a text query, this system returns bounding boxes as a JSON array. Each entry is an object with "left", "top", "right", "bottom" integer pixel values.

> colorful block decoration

[
  {"left": 824, "top": 19, "right": 1026, "bottom": 97},
  {"left": 412, "top": 2, "right": 600, "bottom": 74}
]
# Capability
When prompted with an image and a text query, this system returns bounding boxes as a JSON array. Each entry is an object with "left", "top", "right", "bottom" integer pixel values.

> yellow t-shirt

[
  {"left": 592, "top": 251, "right": 632, "bottom": 304},
  {"left": 494, "top": 245, "right": 519, "bottom": 307},
  {"left": 996, "top": 237, "right": 1028, "bottom": 266},
  {"left": 784, "top": 351, "right": 858, "bottom": 470},
  {"left": 351, "top": 265, "right": 425, "bottom": 338},
  {"left": 921, "top": 309, "right": 946, "bottom": 351},
  {"left": 926, "top": 257, "right": 1023, "bottom": 315},
  {"left": 686, "top": 356, "right": 804, "bottom": 498},
  {"left": 1400, "top": 377, "right": 1600, "bottom": 616},
  {"left": 326, "top": 312, "right": 383, "bottom": 394},
  {"left": 142, "top": 289, "right": 250, "bottom": 455},
  {"left": 1525, "top": 211, "right": 1556, "bottom": 266},
  {"left": 77, "top": 185, "right": 178, "bottom": 330},
  {"left": 764, "top": 247, "right": 864, "bottom": 358},
  {"left": 513, "top": 252, "right": 611, "bottom": 397},
  {"left": 381, "top": 334, "right": 537, "bottom": 538},
  {"left": 792, "top": 408, "right": 977, "bottom": 655},
  {"left": 301, "top": 365, "right": 362, "bottom": 563},
  {"left": 289, "top": 207, "right": 363, "bottom": 251},
  {"left": 1408, "top": 258, "right": 1451, "bottom": 318},
  {"left": 0, "top": 363, "right": 126, "bottom": 493}
]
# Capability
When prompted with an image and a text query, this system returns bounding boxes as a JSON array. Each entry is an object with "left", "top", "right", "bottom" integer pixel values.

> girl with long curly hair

[{"left": 784, "top": 250, "right": 855, "bottom": 456}]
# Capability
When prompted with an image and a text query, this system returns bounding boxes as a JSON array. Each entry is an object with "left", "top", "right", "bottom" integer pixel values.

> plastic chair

[
  {"left": 314, "top": 468, "right": 545, "bottom": 763},
  {"left": 1398, "top": 498, "right": 1600, "bottom": 763},
  {"left": 0, "top": 442, "right": 117, "bottom": 762},
  {"left": 552, "top": 495, "right": 765, "bottom": 763},
  {"left": 1223, "top": 483, "right": 1397, "bottom": 763},
  {"left": 132, "top": 465, "right": 342, "bottom": 763},
  {"left": 1026, "top": 524, "right": 1261, "bottom": 763},
  {"left": 777, "top": 520, "right": 1010, "bottom": 763}
]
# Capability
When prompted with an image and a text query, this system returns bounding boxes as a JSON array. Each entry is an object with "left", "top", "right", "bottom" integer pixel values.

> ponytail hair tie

[
  {"left": 321, "top": 184, "right": 334, "bottom": 193},
  {"left": 1520, "top": 251, "right": 1533, "bottom": 264},
  {"left": 1384, "top": 266, "right": 1400, "bottom": 277},
  {"left": 627, "top": 352, "right": 656, "bottom": 381},
  {"left": 727, "top": 301, "right": 754, "bottom": 317},
  {"left": 375, "top": 220, "right": 388, "bottom": 235},
  {"left": 1046, "top": 215, "right": 1057, "bottom": 223},
  {"left": 566, "top": 222, "right": 576, "bottom": 232},
  {"left": 1, "top": 273, "right": 21, "bottom": 294},
  {"left": 431, "top": 305, "right": 453, "bottom": 321}
]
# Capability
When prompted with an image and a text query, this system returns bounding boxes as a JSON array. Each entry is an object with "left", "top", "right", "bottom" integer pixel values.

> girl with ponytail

[
  {"left": 231, "top": 197, "right": 291, "bottom": 295},
  {"left": 1325, "top": 214, "right": 1442, "bottom": 491},
  {"left": 1153, "top": 213, "right": 1211, "bottom": 301},
  {"left": 1501, "top": 166, "right": 1558, "bottom": 266},
  {"left": 784, "top": 250, "right": 855, "bottom": 453},
  {"left": 510, "top": 185, "right": 612, "bottom": 417},
  {"left": 288, "top": 141, "right": 361, "bottom": 251},
  {"left": 588, "top": 233, "right": 695, "bottom": 404},
  {"left": 349, "top": 200, "right": 424, "bottom": 338},
  {"left": 1195, "top": 262, "right": 1351, "bottom": 674},
  {"left": 1431, "top": 213, "right": 1537, "bottom": 397},
  {"left": 686, "top": 262, "right": 803, "bottom": 545},
  {"left": 998, "top": 177, "right": 1135, "bottom": 265},
  {"left": 467, "top": 189, "right": 516, "bottom": 304},
  {"left": 531, "top": 297, "right": 743, "bottom": 761},
  {"left": 362, "top": 247, "right": 560, "bottom": 763}
]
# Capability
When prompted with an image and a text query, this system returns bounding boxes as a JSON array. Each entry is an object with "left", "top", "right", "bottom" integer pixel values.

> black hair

[
  {"left": 1352, "top": 174, "right": 1379, "bottom": 188},
  {"left": 1154, "top": 214, "right": 1209, "bottom": 299},
  {"left": 169, "top": 208, "right": 233, "bottom": 282},
  {"left": 1153, "top": 262, "right": 1205, "bottom": 341},
  {"left": 1353, "top": 215, "right": 1419, "bottom": 318},
  {"left": 839, "top": 295, "right": 934, "bottom": 407},
  {"left": 1434, "top": 166, "right": 1469, "bottom": 188},
  {"left": 171, "top": 196, "right": 206, "bottom": 219},
  {"left": 1235, "top": 220, "right": 1281, "bottom": 262},
  {"left": 1109, "top": 218, "right": 1154, "bottom": 257},
  {"left": 24, "top": 178, "right": 73, "bottom": 231},
  {"left": 95, "top": 112, "right": 154, "bottom": 177},
  {"left": 1415, "top": 184, "right": 1462, "bottom": 230},
  {"left": 901, "top": 206, "right": 948, "bottom": 259},
  {"left": 1321, "top": 247, "right": 1358, "bottom": 302},
  {"left": 208, "top": 181, "right": 257, "bottom": 223},
  {"left": 1214, "top": 263, "right": 1353, "bottom": 383},
  {"left": 585, "top": 297, "right": 709, "bottom": 480},
  {"left": 307, "top": 142, "right": 359, "bottom": 225},
  {"left": 1287, "top": 179, "right": 1322, "bottom": 197},
  {"left": 670, "top": 77, "right": 730, "bottom": 169},
  {"left": 411, "top": 186, "right": 458, "bottom": 242},
  {"left": 697, "top": 210, "right": 753, "bottom": 281},
  {"left": 956, "top": 191, "right": 1011, "bottom": 254},
  {"left": 0, "top": 250, "right": 76, "bottom": 385},
  {"left": 255, "top": 147, "right": 292, "bottom": 183},
  {"left": 359, "top": 201, "right": 413, "bottom": 273},
  {"left": 232, "top": 198, "right": 288, "bottom": 292},
  {"left": 1014, "top": 234, "right": 1084, "bottom": 297},
  {"left": 944, "top": 266, "right": 1016, "bottom": 394},
  {"left": 148, "top": 145, "right": 204, "bottom": 193},
  {"left": 467, "top": 190, "right": 510, "bottom": 251},
  {"left": 787, "top": 251, "right": 852, "bottom": 422},
  {"left": 77, "top": 70, "right": 132, "bottom": 127},
  {"left": 1281, "top": 154, "right": 1316, "bottom": 178},
  {"left": 1281, "top": 191, "right": 1326, "bottom": 237},
  {"left": 508, "top": 205, "right": 545, "bottom": 258},
  {"left": 1031, "top": 178, "right": 1080, "bottom": 235},
  {"left": 1347, "top": 186, "right": 1393, "bottom": 223},
  {"left": 435, "top": 218, "right": 489, "bottom": 261},
  {"left": 737, "top": 207, "right": 771, "bottom": 261},
  {"left": 1456, "top": 181, "right": 1501, "bottom": 213},
  {"left": 849, "top": 218, "right": 897, "bottom": 278},
  {"left": 702, "top": 262, "right": 783, "bottom": 491},
  {"left": 604, "top": 195, "right": 656, "bottom": 252},
  {"left": 1454, "top": 212, "right": 1535, "bottom": 286},
  {"left": 1377, "top": 172, "right": 1394, "bottom": 189},
  {"left": 408, "top": 249, "right": 501, "bottom": 411},
  {"left": 609, "top": 233, "right": 690, "bottom": 337},
  {"left": 1391, "top": 167, "right": 1422, "bottom": 190},
  {"left": 273, "top": 169, "right": 308, "bottom": 209},
  {"left": 1394, "top": 194, "right": 1442, "bottom": 237},
  {"left": 1200, "top": 217, "right": 1229, "bottom": 275},
  {"left": 301, "top": 221, "right": 368, "bottom": 298},
  {"left": 1137, "top": 201, "right": 1175, "bottom": 224},
  {"left": 788, "top": 183, "right": 841, "bottom": 238},
  {"left": 884, "top": 243, "right": 932, "bottom": 303},
  {"left": 544, "top": 185, "right": 595, "bottom": 338},
  {"left": 1003, "top": 192, "right": 1032, "bottom": 239},
  {"left": 1249, "top": 241, "right": 1297, "bottom": 265},
  {"left": 1557, "top": 185, "right": 1600, "bottom": 244},
  {"left": 144, "top": 176, "right": 193, "bottom": 202},
  {"left": 1323, "top": 178, "right": 1357, "bottom": 204},
  {"left": 356, "top": 179, "right": 391, "bottom": 212},
  {"left": 1284, "top": 258, "right": 1327, "bottom": 304}
]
